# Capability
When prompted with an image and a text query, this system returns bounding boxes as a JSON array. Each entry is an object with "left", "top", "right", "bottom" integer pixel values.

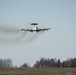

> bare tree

[
  {"left": 0, "top": 58, "right": 13, "bottom": 68},
  {"left": 20, "top": 63, "right": 30, "bottom": 68},
  {"left": 34, "top": 58, "right": 61, "bottom": 68}
]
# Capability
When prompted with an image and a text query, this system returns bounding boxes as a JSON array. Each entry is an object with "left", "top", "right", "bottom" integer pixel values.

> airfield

[
  {"left": 0, "top": 68, "right": 76, "bottom": 75},
  {"left": 0, "top": 0, "right": 76, "bottom": 75}
]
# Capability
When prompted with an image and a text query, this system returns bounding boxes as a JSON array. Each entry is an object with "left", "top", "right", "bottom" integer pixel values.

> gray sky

[{"left": 0, "top": 0, "right": 76, "bottom": 67}]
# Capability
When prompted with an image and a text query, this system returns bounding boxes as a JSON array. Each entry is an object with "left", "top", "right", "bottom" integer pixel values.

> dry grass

[{"left": 0, "top": 68, "right": 76, "bottom": 75}]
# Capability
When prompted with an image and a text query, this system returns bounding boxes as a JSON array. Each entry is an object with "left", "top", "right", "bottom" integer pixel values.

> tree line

[
  {"left": 34, "top": 57, "right": 76, "bottom": 68},
  {"left": 0, "top": 57, "right": 76, "bottom": 68}
]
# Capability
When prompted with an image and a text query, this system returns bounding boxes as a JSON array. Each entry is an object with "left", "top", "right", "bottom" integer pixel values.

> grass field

[{"left": 0, "top": 68, "right": 76, "bottom": 75}]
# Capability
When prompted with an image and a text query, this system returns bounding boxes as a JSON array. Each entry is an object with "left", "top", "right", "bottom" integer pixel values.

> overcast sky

[{"left": 0, "top": 0, "right": 76, "bottom": 67}]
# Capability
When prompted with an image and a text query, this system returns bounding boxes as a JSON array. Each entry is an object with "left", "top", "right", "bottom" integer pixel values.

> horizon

[{"left": 0, "top": 0, "right": 76, "bottom": 67}]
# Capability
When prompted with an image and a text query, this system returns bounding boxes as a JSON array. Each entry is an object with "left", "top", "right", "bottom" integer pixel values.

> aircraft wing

[
  {"left": 21, "top": 28, "right": 51, "bottom": 32},
  {"left": 37, "top": 28, "right": 51, "bottom": 31},
  {"left": 21, "top": 29, "right": 33, "bottom": 32}
]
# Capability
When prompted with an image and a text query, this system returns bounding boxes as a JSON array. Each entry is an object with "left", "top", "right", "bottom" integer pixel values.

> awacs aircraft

[{"left": 21, "top": 23, "right": 51, "bottom": 33}]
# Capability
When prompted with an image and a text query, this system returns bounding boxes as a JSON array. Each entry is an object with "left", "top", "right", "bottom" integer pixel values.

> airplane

[{"left": 21, "top": 23, "right": 51, "bottom": 33}]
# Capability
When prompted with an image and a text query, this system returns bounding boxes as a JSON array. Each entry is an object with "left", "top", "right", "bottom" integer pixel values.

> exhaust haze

[{"left": 0, "top": 25, "right": 44, "bottom": 44}]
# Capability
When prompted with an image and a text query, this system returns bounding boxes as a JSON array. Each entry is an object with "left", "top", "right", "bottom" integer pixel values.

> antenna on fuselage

[{"left": 31, "top": 23, "right": 38, "bottom": 28}]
